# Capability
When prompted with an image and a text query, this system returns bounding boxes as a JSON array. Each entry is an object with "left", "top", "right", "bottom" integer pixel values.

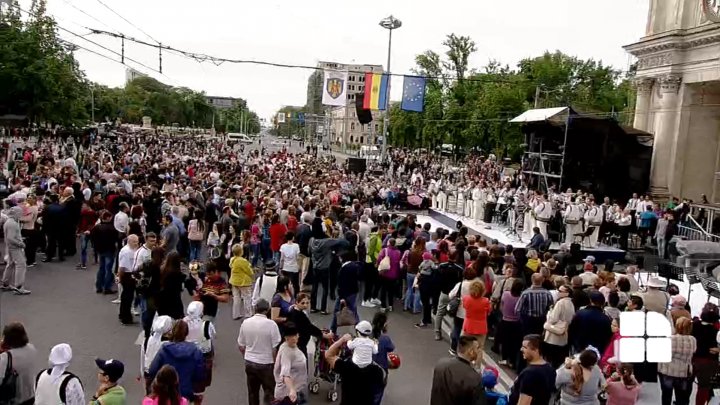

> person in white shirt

[
  {"left": 132, "top": 233, "right": 156, "bottom": 272},
  {"left": 346, "top": 321, "right": 378, "bottom": 368},
  {"left": 34, "top": 343, "right": 85, "bottom": 405},
  {"left": 583, "top": 198, "right": 604, "bottom": 247},
  {"left": 237, "top": 299, "right": 281, "bottom": 405},
  {"left": 279, "top": 232, "right": 301, "bottom": 295},
  {"left": 118, "top": 234, "right": 139, "bottom": 324},
  {"left": 616, "top": 208, "right": 633, "bottom": 251}
]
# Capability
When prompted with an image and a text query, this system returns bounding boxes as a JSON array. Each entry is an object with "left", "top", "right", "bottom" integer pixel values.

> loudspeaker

[
  {"left": 355, "top": 94, "right": 373, "bottom": 125},
  {"left": 347, "top": 157, "right": 367, "bottom": 174}
]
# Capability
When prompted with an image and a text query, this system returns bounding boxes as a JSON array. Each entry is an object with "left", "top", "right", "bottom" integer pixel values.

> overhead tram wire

[
  {"left": 12, "top": 4, "right": 167, "bottom": 80},
  {"left": 61, "top": 0, "right": 123, "bottom": 35},
  {"left": 93, "top": 0, "right": 162, "bottom": 44},
  {"left": 85, "top": 28, "right": 541, "bottom": 85}
]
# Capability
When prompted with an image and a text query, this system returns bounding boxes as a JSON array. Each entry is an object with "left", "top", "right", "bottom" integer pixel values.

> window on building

[
  {"left": 360, "top": 76, "right": 365, "bottom": 82},
  {"left": 360, "top": 136, "right": 364, "bottom": 144},
  {"left": 375, "top": 124, "right": 379, "bottom": 131},
  {"left": 351, "top": 123, "right": 355, "bottom": 130},
  {"left": 349, "top": 94, "right": 355, "bottom": 100},
  {"left": 350, "top": 136, "right": 354, "bottom": 143},
  {"left": 349, "top": 75, "right": 355, "bottom": 81},
  {"left": 359, "top": 85, "right": 364, "bottom": 92}
]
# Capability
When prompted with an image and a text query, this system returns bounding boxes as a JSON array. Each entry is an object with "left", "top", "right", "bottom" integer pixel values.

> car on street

[{"left": 228, "top": 133, "right": 253, "bottom": 144}]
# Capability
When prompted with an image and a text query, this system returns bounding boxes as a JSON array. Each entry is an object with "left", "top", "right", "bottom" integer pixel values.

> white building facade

[{"left": 625, "top": 0, "right": 720, "bottom": 202}]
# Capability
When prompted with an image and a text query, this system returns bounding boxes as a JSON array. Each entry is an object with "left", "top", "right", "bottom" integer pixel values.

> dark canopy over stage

[{"left": 511, "top": 107, "right": 653, "bottom": 201}]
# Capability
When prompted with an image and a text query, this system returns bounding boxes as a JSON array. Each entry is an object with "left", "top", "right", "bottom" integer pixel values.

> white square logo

[{"left": 618, "top": 311, "right": 672, "bottom": 363}]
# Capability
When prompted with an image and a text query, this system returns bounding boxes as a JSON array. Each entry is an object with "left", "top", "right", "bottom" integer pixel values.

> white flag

[
  {"left": 321, "top": 70, "right": 348, "bottom": 107},
  {"left": 277, "top": 112, "right": 285, "bottom": 123}
]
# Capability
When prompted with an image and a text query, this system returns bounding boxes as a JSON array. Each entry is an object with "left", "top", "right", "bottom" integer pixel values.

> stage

[{"left": 426, "top": 208, "right": 627, "bottom": 263}]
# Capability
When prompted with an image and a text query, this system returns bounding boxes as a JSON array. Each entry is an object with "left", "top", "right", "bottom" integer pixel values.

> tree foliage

[
  {"left": 389, "top": 35, "right": 636, "bottom": 160},
  {"left": 0, "top": 0, "right": 89, "bottom": 124},
  {"left": 0, "top": 1, "right": 260, "bottom": 131}
]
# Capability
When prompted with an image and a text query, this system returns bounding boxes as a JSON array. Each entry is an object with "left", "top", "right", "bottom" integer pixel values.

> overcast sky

[{"left": 29, "top": 0, "right": 648, "bottom": 120}]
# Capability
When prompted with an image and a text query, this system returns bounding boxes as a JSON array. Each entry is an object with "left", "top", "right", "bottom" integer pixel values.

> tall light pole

[
  {"left": 379, "top": 15, "right": 401, "bottom": 162},
  {"left": 90, "top": 84, "right": 95, "bottom": 124}
]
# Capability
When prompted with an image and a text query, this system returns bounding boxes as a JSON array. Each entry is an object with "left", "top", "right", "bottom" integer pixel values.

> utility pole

[
  {"left": 90, "top": 84, "right": 95, "bottom": 123},
  {"left": 534, "top": 85, "right": 541, "bottom": 109}
]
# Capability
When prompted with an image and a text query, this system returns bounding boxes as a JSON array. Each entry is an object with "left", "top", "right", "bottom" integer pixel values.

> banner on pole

[
  {"left": 277, "top": 113, "right": 285, "bottom": 123},
  {"left": 322, "top": 70, "right": 348, "bottom": 107}
]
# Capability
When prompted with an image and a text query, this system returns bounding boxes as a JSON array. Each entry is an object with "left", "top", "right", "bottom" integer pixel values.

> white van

[
  {"left": 227, "top": 133, "right": 253, "bottom": 144},
  {"left": 359, "top": 145, "right": 380, "bottom": 161}
]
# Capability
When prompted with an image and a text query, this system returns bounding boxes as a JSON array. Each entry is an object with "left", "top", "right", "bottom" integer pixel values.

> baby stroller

[{"left": 308, "top": 335, "right": 343, "bottom": 402}]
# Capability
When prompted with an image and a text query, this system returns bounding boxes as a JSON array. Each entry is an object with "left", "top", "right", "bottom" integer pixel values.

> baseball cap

[
  {"left": 95, "top": 358, "right": 124, "bottom": 382},
  {"left": 422, "top": 252, "right": 433, "bottom": 260},
  {"left": 355, "top": 320, "right": 372, "bottom": 337},
  {"left": 481, "top": 366, "right": 499, "bottom": 388},
  {"left": 264, "top": 260, "right": 278, "bottom": 272}
]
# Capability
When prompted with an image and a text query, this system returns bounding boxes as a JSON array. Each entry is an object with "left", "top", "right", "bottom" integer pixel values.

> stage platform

[{"left": 426, "top": 208, "right": 627, "bottom": 263}]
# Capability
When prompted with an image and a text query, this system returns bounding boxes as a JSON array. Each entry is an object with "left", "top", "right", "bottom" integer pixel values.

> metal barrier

[{"left": 678, "top": 215, "right": 720, "bottom": 243}]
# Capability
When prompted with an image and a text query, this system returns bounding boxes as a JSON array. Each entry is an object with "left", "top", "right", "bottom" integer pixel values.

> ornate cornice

[
  {"left": 626, "top": 33, "right": 720, "bottom": 58},
  {"left": 634, "top": 77, "right": 656, "bottom": 94},
  {"left": 637, "top": 52, "right": 673, "bottom": 69},
  {"left": 659, "top": 74, "right": 682, "bottom": 94}
]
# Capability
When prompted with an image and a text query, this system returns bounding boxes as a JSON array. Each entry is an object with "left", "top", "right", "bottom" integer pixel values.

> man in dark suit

[{"left": 526, "top": 227, "right": 545, "bottom": 251}]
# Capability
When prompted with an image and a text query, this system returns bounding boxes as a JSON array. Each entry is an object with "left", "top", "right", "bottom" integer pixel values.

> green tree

[
  {"left": 388, "top": 41, "right": 634, "bottom": 160},
  {"left": 0, "top": 0, "right": 89, "bottom": 124}
]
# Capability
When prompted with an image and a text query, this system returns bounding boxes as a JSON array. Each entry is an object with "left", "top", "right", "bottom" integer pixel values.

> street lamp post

[
  {"left": 379, "top": 15, "right": 401, "bottom": 163},
  {"left": 90, "top": 84, "right": 95, "bottom": 124}
]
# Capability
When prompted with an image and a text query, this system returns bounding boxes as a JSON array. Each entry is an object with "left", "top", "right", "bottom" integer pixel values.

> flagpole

[
  {"left": 342, "top": 69, "right": 349, "bottom": 155},
  {"left": 379, "top": 16, "right": 402, "bottom": 163}
]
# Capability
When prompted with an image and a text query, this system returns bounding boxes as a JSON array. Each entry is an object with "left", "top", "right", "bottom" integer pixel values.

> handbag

[
  {"left": 447, "top": 282, "right": 462, "bottom": 317},
  {"left": 378, "top": 249, "right": 391, "bottom": 273},
  {"left": 336, "top": 300, "right": 357, "bottom": 327},
  {"left": 543, "top": 319, "right": 568, "bottom": 336},
  {"left": 0, "top": 352, "right": 18, "bottom": 405}
]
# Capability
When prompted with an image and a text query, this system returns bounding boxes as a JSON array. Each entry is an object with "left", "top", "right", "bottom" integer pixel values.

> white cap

[{"left": 355, "top": 320, "right": 372, "bottom": 336}]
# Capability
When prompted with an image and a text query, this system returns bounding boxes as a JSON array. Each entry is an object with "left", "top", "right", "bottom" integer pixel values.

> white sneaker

[
  {"left": 132, "top": 307, "right": 140, "bottom": 316},
  {"left": 111, "top": 298, "right": 121, "bottom": 304},
  {"left": 13, "top": 287, "right": 30, "bottom": 295},
  {"left": 371, "top": 298, "right": 381, "bottom": 305},
  {"left": 361, "top": 300, "right": 377, "bottom": 308}
]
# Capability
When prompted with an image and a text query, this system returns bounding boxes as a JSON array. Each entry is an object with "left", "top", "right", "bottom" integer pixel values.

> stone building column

[
  {"left": 633, "top": 78, "right": 655, "bottom": 131},
  {"left": 650, "top": 74, "right": 682, "bottom": 196}
]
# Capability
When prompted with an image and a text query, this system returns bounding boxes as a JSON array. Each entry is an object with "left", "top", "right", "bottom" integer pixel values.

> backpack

[
  {"left": 196, "top": 321, "right": 213, "bottom": 354},
  {"left": 0, "top": 352, "right": 18, "bottom": 404},
  {"left": 35, "top": 369, "right": 83, "bottom": 404},
  {"left": 486, "top": 391, "right": 508, "bottom": 405}
]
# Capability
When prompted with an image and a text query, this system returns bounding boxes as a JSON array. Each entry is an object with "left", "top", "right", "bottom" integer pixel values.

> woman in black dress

[{"left": 156, "top": 251, "right": 186, "bottom": 319}]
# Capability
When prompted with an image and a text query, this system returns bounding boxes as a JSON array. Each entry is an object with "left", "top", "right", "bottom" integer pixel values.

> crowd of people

[{"left": 0, "top": 126, "right": 717, "bottom": 405}]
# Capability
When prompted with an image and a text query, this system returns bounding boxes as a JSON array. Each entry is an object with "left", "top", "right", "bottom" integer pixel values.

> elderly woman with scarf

[
  {"left": 184, "top": 302, "right": 216, "bottom": 404},
  {"left": 141, "top": 316, "right": 174, "bottom": 394},
  {"left": 34, "top": 343, "right": 86, "bottom": 405}
]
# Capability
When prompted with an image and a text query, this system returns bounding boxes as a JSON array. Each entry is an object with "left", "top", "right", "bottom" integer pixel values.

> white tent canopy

[{"left": 509, "top": 107, "right": 573, "bottom": 123}]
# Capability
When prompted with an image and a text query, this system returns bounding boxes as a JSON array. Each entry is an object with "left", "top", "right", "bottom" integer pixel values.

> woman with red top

[
  {"left": 286, "top": 206, "right": 299, "bottom": 233},
  {"left": 269, "top": 213, "right": 287, "bottom": 262},
  {"left": 461, "top": 280, "right": 491, "bottom": 364},
  {"left": 436, "top": 240, "right": 450, "bottom": 263},
  {"left": 77, "top": 199, "right": 98, "bottom": 270}
]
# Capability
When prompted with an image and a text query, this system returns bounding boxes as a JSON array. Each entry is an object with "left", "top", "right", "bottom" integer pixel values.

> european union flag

[{"left": 401, "top": 75, "right": 426, "bottom": 112}]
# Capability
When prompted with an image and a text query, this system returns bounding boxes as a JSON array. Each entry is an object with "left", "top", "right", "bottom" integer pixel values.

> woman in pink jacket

[{"left": 376, "top": 238, "right": 402, "bottom": 312}]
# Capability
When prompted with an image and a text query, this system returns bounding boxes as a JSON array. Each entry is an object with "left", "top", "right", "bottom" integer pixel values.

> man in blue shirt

[{"left": 638, "top": 206, "right": 657, "bottom": 243}]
